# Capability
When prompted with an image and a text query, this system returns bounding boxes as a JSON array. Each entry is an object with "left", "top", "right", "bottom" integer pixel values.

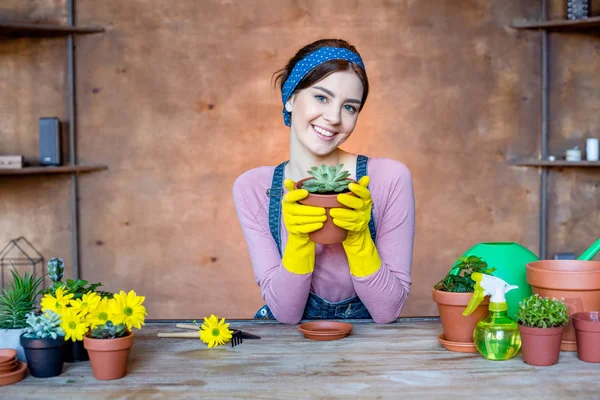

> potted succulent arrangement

[
  {"left": 515, "top": 294, "right": 569, "bottom": 366},
  {"left": 295, "top": 164, "right": 354, "bottom": 244},
  {"left": 572, "top": 311, "right": 600, "bottom": 363},
  {"left": 0, "top": 267, "right": 43, "bottom": 361},
  {"left": 39, "top": 258, "right": 112, "bottom": 362},
  {"left": 83, "top": 290, "right": 147, "bottom": 380},
  {"left": 432, "top": 256, "right": 496, "bottom": 348},
  {"left": 20, "top": 310, "right": 66, "bottom": 377}
]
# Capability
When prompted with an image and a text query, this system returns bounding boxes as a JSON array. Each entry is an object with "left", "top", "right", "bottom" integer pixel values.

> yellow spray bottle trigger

[{"left": 462, "top": 272, "right": 485, "bottom": 316}]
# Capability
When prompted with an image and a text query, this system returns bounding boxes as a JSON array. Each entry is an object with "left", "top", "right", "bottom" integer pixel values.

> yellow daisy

[
  {"left": 85, "top": 297, "right": 113, "bottom": 329},
  {"left": 109, "top": 290, "right": 147, "bottom": 330},
  {"left": 200, "top": 314, "right": 232, "bottom": 348},
  {"left": 60, "top": 308, "right": 89, "bottom": 341},
  {"left": 70, "top": 291, "right": 101, "bottom": 316},
  {"left": 41, "top": 287, "right": 74, "bottom": 314}
]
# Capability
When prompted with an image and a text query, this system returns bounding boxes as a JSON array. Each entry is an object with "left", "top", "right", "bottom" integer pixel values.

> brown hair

[{"left": 273, "top": 39, "right": 369, "bottom": 111}]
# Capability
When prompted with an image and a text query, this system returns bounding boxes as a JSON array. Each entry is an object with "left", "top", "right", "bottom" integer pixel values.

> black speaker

[{"left": 39, "top": 117, "right": 61, "bottom": 166}]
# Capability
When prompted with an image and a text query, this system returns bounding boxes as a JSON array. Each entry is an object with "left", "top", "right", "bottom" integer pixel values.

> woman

[{"left": 233, "top": 39, "right": 415, "bottom": 324}]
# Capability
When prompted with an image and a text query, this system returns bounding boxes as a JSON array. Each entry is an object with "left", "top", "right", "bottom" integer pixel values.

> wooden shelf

[
  {"left": 0, "top": 21, "right": 104, "bottom": 38},
  {"left": 508, "top": 158, "right": 600, "bottom": 167},
  {"left": 0, "top": 163, "right": 108, "bottom": 176},
  {"left": 511, "top": 16, "right": 600, "bottom": 31}
]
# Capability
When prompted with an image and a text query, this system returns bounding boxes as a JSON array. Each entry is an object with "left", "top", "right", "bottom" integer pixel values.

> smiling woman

[{"left": 233, "top": 39, "right": 416, "bottom": 324}]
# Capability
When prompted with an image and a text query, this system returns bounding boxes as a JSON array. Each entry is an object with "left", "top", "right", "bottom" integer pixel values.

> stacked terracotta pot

[{"left": 527, "top": 260, "right": 600, "bottom": 362}]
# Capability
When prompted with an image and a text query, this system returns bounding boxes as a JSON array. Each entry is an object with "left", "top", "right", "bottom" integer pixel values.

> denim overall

[{"left": 254, "top": 155, "right": 376, "bottom": 320}]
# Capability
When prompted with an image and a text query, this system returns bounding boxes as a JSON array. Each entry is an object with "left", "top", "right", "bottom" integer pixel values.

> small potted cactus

[
  {"left": 295, "top": 164, "right": 355, "bottom": 244},
  {"left": 20, "top": 310, "right": 66, "bottom": 377},
  {"left": 83, "top": 321, "right": 134, "bottom": 380}
]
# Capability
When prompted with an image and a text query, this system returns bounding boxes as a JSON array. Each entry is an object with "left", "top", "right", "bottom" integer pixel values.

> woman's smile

[{"left": 312, "top": 124, "right": 337, "bottom": 141}]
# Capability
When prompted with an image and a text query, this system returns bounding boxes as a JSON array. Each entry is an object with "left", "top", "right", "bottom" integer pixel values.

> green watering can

[{"left": 449, "top": 238, "right": 600, "bottom": 319}]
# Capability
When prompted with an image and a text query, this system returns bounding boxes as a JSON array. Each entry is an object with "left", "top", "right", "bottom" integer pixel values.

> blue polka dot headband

[{"left": 281, "top": 47, "right": 366, "bottom": 126}]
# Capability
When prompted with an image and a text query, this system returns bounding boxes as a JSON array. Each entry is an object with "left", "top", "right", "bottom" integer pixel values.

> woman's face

[{"left": 287, "top": 69, "right": 364, "bottom": 157}]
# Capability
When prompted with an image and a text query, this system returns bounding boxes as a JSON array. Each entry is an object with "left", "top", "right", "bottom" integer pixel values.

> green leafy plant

[
  {"left": 89, "top": 320, "right": 129, "bottom": 339},
  {"left": 515, "top": 294, "right": 569, "bottom": 328},
  {"left": 23, "top": 310, "right": 65, "bottom": 339},
  {"left": 0, "top": 267, "right": 44, "bottom": 329},
  {"left": 435, "top": 256, "right": 496, "bottom": 293},
  {"left": 39, "top": 258, "right": 112, "bottom": 300},
  {"left": 301, "top": 164, "right": 353, "bottom": 194}
]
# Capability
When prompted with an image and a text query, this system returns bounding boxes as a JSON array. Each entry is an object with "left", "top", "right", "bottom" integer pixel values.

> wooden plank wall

[{"left": 1, "top": 0, "right": 598, "bottom": 319}]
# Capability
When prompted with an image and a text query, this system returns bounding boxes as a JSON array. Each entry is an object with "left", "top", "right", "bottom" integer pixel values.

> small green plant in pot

[
  {"left": 295, "top": 164, "right": 354, "bottom": 245},
  {"left": 0, "top": 267, "right": 44, "bottom": 361},
  {"left": 432, "top": 256, "right": 496, "bottom": 345},
  {"left": 515, "top": 294, "right": 569, "bottom": 366},
  {"left": 20, "top": 310, "right": 66, "bottom": 377}
]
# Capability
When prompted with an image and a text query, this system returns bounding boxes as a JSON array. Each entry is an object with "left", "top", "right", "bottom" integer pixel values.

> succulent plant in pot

[
  {"left": 83, "top": 290, "right": 147, "bottom": 380},
  {"left": 515, "top": 294, "right": 569, "bottom": 366},
  {"left": 432, "top": 256, "right": 496, "bottom": 347},
  {"left": 20, "top": 310, "right": 66, "bottom": 377},
  {"left": 295, "top": 164, "right": 355, "bottom": 245},
  {"left": 0, "top": 267, "right": 44, "bottom": 361}
]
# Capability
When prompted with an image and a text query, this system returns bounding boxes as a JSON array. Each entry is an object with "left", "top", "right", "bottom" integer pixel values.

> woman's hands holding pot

[
  {"left": 281, "top": 179, "right": 326, "bottom": 274},
  {"left": 330, "top": 176, "right": 382, "bottom": 277}
]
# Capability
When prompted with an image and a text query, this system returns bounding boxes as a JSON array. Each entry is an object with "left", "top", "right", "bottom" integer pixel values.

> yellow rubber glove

[
  {"left": 330, "top": 176, "right": 382, "bottom": 277},
  {"left": 281, "top": 178, "right": 327, "bottom": 275}
]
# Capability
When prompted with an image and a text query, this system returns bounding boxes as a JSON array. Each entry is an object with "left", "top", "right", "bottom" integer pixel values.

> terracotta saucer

[
  {"left": 298, "top": 321, "right": 353, "bottom": 341},
  {"left": 0, "top": 361, "right": 27, "bottom": 386},
  {"left": 437, "top": 334, "right": 478, "bottom": 353},
  {"left": 0, "top": 360, "right": 17, "bottom": 373},
  {"left": 0, "top": 349, "right": 17, "bottom": 365}
]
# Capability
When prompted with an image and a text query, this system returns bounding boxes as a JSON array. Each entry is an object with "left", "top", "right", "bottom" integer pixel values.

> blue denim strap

[
  {"left": 267, "top": 161, "right": 288, "bottom": 258},
  {"left": 356, "top": 155, "right": 377, "bottom": 244}
]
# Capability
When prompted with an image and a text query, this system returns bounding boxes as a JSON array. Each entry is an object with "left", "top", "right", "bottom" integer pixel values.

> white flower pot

[{"left": 0, "top": 328, "right": 26, "bottom": 361}]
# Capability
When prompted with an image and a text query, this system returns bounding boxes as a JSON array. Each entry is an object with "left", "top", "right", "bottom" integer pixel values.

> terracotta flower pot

[
  {"left": 526, "top": 260, "right": 600, "bottom": 351},
  {"left": 83, "top": 332, "right": 134, "bottom": 380},
  {"left": 572, "top": 311, "right": 600, "bottom": 363},
  {"left": 295, "top": 178, "right": 355, "bottom": 245},
  {"left": 432, "top": 288, "right": 489, "bottom": 343},
  {"left": 518, "top": 324, "right": 564, "bottom": 366}
]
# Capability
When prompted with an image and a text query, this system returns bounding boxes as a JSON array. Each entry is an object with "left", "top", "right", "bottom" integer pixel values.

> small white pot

[{"left": 0, "top": 328, "right": 26, "bottom": 361}]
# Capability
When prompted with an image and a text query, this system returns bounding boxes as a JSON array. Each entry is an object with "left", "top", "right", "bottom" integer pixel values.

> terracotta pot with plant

[
  {"left": 432, "top": 256, "right": 495, "bottom": 348},
  {"left": 0, "top": 267, "right": 44, "bottom": 362},
  {"left": 83, "top": 290, "right": 147, "bottom": 380},
  {"left": 515, "top": 294, "right": 569, "bottom": 366},
  {"left": 295, "top": 164, "right": 355, "bottom": 245},
  {"left": 20, "top": 310, "right": 66, "bottom": 377}
]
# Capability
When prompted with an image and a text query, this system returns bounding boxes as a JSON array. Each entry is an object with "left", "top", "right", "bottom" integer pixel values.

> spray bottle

[{"left": 462, "top": 272, "right": 522, "bottom": 360}]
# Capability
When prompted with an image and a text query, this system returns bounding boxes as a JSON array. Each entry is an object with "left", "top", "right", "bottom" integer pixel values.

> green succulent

[
  {"left": 435, "top": 256, "right": 496, "bottom": 293},
  {"left": 301, "top": 164, "right": 352, "bottom": 194},
  {"left": 515, "top": 294, "right": 569, "bottom": 328},
  {"left": 89, "top": 320, "right": 129, "bottom": 339},
  {"left": 0, "top": 267, "right": 44, "bottom": 329},
  {"left": 40, "top": 258, "right": 112, "bottom": 300},
  {"left": 23, "top": 310, "right": 65, "bottom": 339}
]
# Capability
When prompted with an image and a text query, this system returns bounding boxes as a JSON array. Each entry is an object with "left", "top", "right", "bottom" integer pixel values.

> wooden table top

[{"left": 4, "top": 318, "right": 599, "bottom": 399}]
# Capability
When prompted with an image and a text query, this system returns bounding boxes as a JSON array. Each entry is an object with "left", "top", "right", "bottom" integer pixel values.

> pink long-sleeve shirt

[{"left": 233, "top": 157, "right": 415, "bottom": 324}]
